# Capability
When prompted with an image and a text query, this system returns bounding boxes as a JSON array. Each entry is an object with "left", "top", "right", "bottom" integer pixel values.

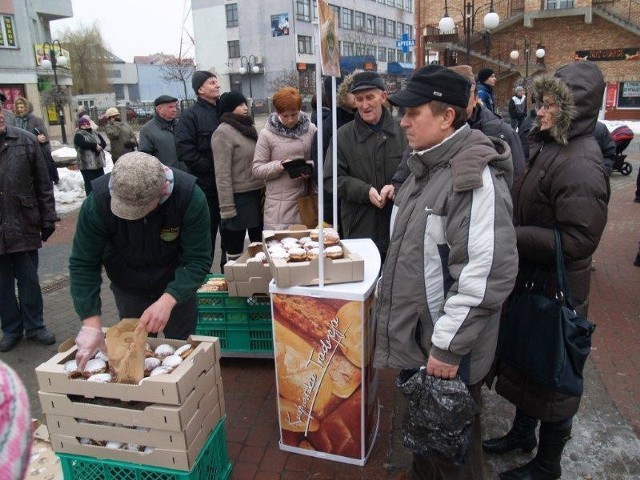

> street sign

[{"left": 396, "top": 33, "right": 415, "bottom": 53}]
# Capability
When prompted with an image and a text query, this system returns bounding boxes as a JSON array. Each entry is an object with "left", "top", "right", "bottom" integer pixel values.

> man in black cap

[
  {"left": 373, "top": 65, "right": 517, "bottom": 479},
  {"left": 322, "top": 71, "right": 406, "bottom": 264},
  {"left": 175, "top": 71, "right": 224, "bottom": 271},
  {"left": 139, "top": 95, "right": 186, "bottom": 170}
]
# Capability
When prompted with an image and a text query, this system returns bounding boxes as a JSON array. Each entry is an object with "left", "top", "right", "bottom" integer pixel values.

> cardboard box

[
  {"left": 45, "top": 396, "right": 221, "bottom": 450},
  {"left": 39, "top": 364, "right": 221, "bottom": 431},
  {"left": 262, "top": 229, "right": 365, "bottom": 288},
  {"left": 224, "top": 242, "right": 272, "bottom": 296},
  {"left": 49, "top": 408, "right": 220, "bottom": 470},
  {"left": 36, "top": 336, "right": 220, "bottom": 405}
]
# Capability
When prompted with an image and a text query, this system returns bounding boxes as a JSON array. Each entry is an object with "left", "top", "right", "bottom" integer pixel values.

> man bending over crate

[{"left": 69, "top": 152, "right": 212, "bottom": 369}]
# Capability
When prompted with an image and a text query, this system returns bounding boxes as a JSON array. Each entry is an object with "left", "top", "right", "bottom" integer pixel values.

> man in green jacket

[
  {"left": 323, "top": 71, "right": 407, "bottom": 264},
  {"left": 69, "top": 152, "right": 212, "bottom": 369}
]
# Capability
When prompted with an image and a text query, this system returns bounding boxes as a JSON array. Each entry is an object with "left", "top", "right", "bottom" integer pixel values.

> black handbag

[{"left": 498, "top": 229, "right": 596, "bottom": 397}]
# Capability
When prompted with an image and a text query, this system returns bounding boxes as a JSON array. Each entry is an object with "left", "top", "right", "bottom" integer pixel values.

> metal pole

[
  {"left": 49, "top": 41, "right": 67, "bottom": 144},
  {"left": 465, "top": 2, "right": 472, "bottom": 64}
]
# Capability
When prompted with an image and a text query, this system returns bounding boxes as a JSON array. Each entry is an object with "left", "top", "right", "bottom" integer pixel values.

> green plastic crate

[
  {"left": 196, "top": 320, "right": 273, "bottom": 355},
  {"left": 197, "top": 274, "right": 247, "bottom": 308},
  {"left": 58, "top": 417, "right": 231, "bottom": 480}
]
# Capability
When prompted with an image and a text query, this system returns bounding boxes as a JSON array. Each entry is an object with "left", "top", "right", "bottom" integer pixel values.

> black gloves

[{"left": 41, "top": 226, "right": 55, "bottom": 242}]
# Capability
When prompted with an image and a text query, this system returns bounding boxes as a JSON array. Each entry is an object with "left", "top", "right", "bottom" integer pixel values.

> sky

[{"left": 51, "top": 0, "right": 194, "bottom": 63}]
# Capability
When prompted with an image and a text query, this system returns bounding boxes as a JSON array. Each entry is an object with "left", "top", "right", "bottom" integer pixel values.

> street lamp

[
  {"left": 510, "top": 39, "right": 545, "bottom": 78},
  {"left": 238, "top": 55, "right": 260, "bottom": 118},
  {"left": 439, "top": 0, "right": 500, "bottom": 64},
  {"left": 40, "top": 40, "right": 69, "bottom": 144}
]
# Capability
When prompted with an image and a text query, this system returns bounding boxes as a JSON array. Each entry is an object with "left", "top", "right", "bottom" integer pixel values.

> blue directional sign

[{"left": 396, "top": 33, "right": 415, "bottom": 53}]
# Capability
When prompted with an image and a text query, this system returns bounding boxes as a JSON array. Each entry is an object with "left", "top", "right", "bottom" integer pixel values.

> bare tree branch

[
  {"left": 59, "top": 23, "right": 110, "bottom": 95},
  {"left": 160, "top": 57, "right": 196, "bottom": 100}
]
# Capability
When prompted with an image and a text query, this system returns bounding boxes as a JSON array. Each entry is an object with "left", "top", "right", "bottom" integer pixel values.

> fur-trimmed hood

[{"left": 531, "top": 61, "right": 604, "bottom": 145}]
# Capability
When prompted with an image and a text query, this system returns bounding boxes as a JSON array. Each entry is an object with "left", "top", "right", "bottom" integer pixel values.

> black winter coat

[
  {"left": 0, "top": 127, "right": 57, "bottom": 254},
  {"left": 496, "top": 61, "right": 609, "bottom": 422},
  {"left": 174, "top": 97, "right": 220, "bottom": 197}
]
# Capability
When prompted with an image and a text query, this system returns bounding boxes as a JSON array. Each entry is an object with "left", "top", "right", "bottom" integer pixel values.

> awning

[
  {"left": 339, "top": 55, "right": 377, "bottom": 73},
  {"left": 387, "top": 62, "right": 415, "bottom": 75}
]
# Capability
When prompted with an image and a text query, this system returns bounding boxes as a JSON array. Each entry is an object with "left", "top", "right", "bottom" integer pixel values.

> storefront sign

[
  {"left": 574, "top": 48, "right": 640, "bottom": 62},
  {"left": 605, "top": 83, "right": 618, "bottom": 110}
]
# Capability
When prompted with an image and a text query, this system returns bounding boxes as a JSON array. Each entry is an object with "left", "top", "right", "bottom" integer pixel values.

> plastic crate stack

[
  {"left": 36, "top": 337, "right": 231, "bottom": 480},
  {"left": 196, "top": 274, "right": 273, "bottom": 357}
]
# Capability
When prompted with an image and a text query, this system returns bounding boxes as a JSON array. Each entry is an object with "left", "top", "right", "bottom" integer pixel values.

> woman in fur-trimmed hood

[{"left": 487, "top": 61, "right": 609, "bottom": 480}]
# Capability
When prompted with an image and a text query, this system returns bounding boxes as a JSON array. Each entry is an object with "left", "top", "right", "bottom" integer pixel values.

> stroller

[{"left": 610, "top": 125, "right": 634, "bottom": 175}]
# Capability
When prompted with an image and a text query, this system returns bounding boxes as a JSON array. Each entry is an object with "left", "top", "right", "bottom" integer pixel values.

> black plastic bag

[{"left": 396, "top": 368, "right": 477, "bottom": 465}]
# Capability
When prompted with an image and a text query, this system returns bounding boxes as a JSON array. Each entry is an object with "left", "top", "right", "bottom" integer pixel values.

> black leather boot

[
  {"left": 483, "top": 411, "right": 538, "bottom": 454},
  {"left": 499, "top": 423, "right": 571, "bottom": 480}
]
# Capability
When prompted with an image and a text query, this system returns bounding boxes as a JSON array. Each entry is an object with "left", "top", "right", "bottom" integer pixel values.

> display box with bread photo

[
  {"left": 272, "top": 293, "right": 379, "bottom": 464},
  {"left": 224, "top": 242, "right": 273, "bottom": 296},
  {"left": 262, "top": 228, "right": 364, "bottom": 288}
]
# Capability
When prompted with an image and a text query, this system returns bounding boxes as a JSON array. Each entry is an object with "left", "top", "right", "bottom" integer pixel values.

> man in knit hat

[
  {"left": 322, "top": 71, "right": 407, "bottom": 263},
  {"left": 373, "top": 64, "right": 517, "bottom": 479},
  {"left": 104, "top": 107, "right": 137, "bottom": 164},
  {"left": 69, "top": 152, "right": 212, "bottom": 370},
  {"left": 476, "top": 67, "right": 497, "bottom": 114},
  {"left": 175, "top": 70, "right": 225, "bottom": 271}
]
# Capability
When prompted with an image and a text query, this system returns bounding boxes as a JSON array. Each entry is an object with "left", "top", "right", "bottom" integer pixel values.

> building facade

[
  {"left": 192, "top": 0, "right": 415, "bottom": 107},
  {"left": 417, "top": 0, "right": 640, "bottom": 119},
  {"left": 0, "top": 0, "right": 74, "bottom": 140}
]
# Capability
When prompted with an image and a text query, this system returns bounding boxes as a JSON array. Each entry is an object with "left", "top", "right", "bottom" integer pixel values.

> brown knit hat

[
  {"left": 110, "top": 152, "right": 166, "bottom": 220},
  {"left": 272, "top": 87, "right": 302, "bottom": 113}
]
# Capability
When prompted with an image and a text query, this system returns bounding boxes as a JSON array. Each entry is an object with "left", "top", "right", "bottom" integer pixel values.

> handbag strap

[{"left": 553, "top": 228, "right": 576, "bottom": 310}]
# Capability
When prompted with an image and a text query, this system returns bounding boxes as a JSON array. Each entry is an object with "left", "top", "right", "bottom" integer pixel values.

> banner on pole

[{"left": 318, "top": 0, "right": 340, "bottom": 77}]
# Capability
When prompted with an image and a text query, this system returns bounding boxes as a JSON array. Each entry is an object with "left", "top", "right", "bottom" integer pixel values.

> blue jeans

[{"left": 0, "top": 250, "right": 46, "bottom": 338}]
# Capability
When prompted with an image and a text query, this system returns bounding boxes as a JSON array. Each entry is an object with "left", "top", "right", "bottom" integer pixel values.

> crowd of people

[{"left": 0, "top": 59, "right": 623, "bottom": 479}]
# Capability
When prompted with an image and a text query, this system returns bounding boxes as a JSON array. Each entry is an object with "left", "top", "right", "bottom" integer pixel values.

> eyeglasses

[{"left": 535, "top": 101, "right": 558, "bottom": 111}]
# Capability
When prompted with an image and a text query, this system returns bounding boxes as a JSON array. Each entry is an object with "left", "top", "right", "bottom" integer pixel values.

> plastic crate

[
  {"left": 196, "top": 319, "right": 273, "bottom": 355},
  {"left": 58, "top": 416, "right": 231, "bottom": 480},
  {"left": 197, "top": 274, "right": 247, "bottom": 308}
]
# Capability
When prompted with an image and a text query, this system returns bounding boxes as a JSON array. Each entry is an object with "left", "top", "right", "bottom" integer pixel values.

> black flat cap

[
  {"left": 388, "top": 65, "right": 470, "bottom": 109},
  {"left": 0, "top": 91, "right": 6, "bottom": 103},
  {"left": 154, "top": 95, "right": 178, "bottom": 106},
  {"left": 350, "top": 71, "right": 385, "bottom": 93}
]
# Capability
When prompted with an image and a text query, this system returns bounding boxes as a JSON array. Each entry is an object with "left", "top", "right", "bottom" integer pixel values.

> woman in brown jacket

[
  {"left": 486, "top": 61, "right": 609, "bottom": 479},
  {"left": 252, "top": 87, "right": 316, "bottom": 230}
]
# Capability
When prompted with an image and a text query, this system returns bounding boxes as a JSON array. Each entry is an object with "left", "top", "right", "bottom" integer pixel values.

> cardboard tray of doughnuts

[
  {"left": 262, "top": 229, "right": 365, "bottom": 288},
  {"left": 46, "top": 394, "right": 221, "bottom": 450},
  {"left": 39, "top": 363, "right": 224, "bottom": 432},
  {"left": 48, "top": 412, "right": 218, "bottom": 471},
  {"left": 224, "top": 242, "right": 272, "bottom": 296},
  {"left": 36, "top": 335, "right": 220, "bottom": 405}
]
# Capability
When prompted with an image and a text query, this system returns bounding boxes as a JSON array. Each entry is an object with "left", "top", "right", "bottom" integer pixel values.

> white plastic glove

[{"left": 75, "top": 326, "right": 107, "bottom": 370}]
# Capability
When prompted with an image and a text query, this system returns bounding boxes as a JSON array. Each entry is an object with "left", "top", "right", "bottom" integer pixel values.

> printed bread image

[
  {"left": 275, "top": 322, "right": 334, "bottom": 413},
  {"left": 273, "top": 294, "right": 368, "bottom": 458},
  {"left": 307, "top": 388, "right": 362, "bottom": 458},
  {"left": 272, "top": 294, "right": 345, "bottom": 344},
  {"left": 336, "top": 301, "right": 363, "bottom": 368}
]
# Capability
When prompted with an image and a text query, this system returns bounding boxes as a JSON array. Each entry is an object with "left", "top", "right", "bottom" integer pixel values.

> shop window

[
  {"left": 618, "top": 81, "right": 640, "bottom": 108},
  {"left": 0, "top": 14, "right": 17, "bottom": 48}
]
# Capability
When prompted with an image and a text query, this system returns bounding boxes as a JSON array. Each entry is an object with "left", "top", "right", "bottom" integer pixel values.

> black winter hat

[
  {"left": 388, "top": 65, "right": 470, "bottom": 109},
  {"left": 477, "top": 68, "right": 495, "bottom": 84},
  {"left": 218, "top": 91, "right": 247, "bottom": 115},
  {"left": 191, "top": 70, "right": 216, "bottom": 94}
]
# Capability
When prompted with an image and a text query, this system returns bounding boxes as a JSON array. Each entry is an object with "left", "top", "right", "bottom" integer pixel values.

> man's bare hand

[
  {"left": 135, "top": 293, "right": 177, "bottom": 335},
  {"left": 380, "top": 184, "right": 395, "bottom": 204},
  {"left": 369, "top": 187, "right": 384, "bottom": 208},
  {"left": 426, "top": 356, "right": 459, "bottom": 380}
]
